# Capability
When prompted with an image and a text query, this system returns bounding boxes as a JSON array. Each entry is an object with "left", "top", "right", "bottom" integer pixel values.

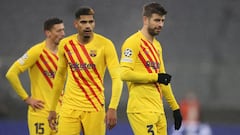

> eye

[
  {"left": 89, "top": 20, "right": 94, "bottom": 24},
  {"left": 80, "top": 21, "right": 87, "bottom": 24}
]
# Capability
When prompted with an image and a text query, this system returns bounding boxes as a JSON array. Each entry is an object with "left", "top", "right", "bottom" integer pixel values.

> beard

[
  {"left": 148, "top": 27, "right": 160, "bottom": 37},
  {"left": 83, "top": 35, "right": 91, "bottom": 39},
  {"left": 82, "top": 34, "right": 91, "bottom": 43}
]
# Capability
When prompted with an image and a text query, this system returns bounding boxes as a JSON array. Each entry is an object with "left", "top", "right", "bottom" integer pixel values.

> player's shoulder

[
  {"left": 58, "top": 34, "right": 77, "bottom": 47},
  {"left": 28, "top": 41, "right": 45, "bottom": 52},
  {"left": 126, "top": 31, "right": 142, "bottom": 42},
  {"left": 123, "top": 31, "right": 141, "bottom": 46},
  {"left": 94, "top": 33, "right": 111, "bottom": 41},
  {"left": 61, "top": 34, "right": 77, "bottom": 43},
  {"left": 93, "top": 33, "right": 113, "bottom": 45}
]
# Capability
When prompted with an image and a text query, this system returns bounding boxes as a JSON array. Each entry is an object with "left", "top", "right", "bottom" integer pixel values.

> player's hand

[
  {"left": 173, "top": 109, "right": 182, "bottom": 130},
  {"left": 24, "top": 97, "right": 44, "bottom": 111},
  {"left": 48, "top": 111, "right": 57, "bottom": 130},
  {"left": 105, "top": 108, "right": 117, "bottom": 130},
  {"left": 157, "top": 73, "right": 171, "bottom": 85}
]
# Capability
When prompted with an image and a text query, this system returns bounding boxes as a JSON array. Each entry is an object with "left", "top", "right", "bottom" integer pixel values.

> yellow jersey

[
  {"left": 6, "top": 41, "right": 62, "bottom": 117},
  {"left": 120, "top": 31, "right": 179, "bottom": 113},
  {"left": 51, "top": 33, "right": 122, "bottom": 112}
]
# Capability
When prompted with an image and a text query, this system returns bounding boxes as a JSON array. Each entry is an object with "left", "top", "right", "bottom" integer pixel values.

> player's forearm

[
  {"left": 161, "top": 84, "right": 179, "bottom": 110},
  {"left": 5, "top": 64, "right": 29, "bottom": 100},
  {"left": 50, "top": 66, "right": 67, "bottom": 111},
  {"left": 108, "top": 77, "right": 123, "bottom": 109},
  {"left": 120, "top": 66, "right": 158, "bottom": 83}
]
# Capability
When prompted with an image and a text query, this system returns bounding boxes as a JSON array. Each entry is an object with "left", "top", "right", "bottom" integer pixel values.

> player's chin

[{"left": 155, "top": 29, "right": 161, "bottom": 34}]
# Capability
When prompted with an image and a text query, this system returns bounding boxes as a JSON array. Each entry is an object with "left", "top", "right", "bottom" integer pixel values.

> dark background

[{"left": 0, "top": 0, "right": 240, "bottom": 128}]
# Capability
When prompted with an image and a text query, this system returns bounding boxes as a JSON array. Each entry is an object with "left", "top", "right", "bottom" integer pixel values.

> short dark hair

[
  {"left": 44, "top": 18, "right": 63, "bottom": 31},
  {"left": 75, "top": 7, "right": 95, "bottom": 19},
  {"left": 143, "top": 2, "right": 167, "bottom": 17}
]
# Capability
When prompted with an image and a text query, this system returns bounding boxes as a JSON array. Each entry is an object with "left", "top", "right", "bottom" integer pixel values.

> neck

[
  {"left": 140, "top": 27, "right": 154, "bottom": 43},
  {"left": 77, "top": 34, "right": 93, "bottom": 44},
  {"left": 45, "top": 39, "right": 58, "bottom": 54}
]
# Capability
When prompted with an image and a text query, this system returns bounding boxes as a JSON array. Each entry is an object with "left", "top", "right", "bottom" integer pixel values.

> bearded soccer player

[
  {"left": 48, "top": 7, "right": 123, "bottom": 135},
  {"left": 120, "top": 2, "right": 182, "bottom": 135},
  {"left": 6, "top": 18, "right": 65, "bottom": 135}
]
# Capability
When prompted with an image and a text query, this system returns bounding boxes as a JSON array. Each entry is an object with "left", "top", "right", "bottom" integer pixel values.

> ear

[
  {"left": 74, "top": 20, "right": 78, "bottom": 29},
  {"left": 143, "top": 16, "right": 148, "bottom": 25},
  {"left": 45, "top": 30, "right": 51, "bottom": 38}
]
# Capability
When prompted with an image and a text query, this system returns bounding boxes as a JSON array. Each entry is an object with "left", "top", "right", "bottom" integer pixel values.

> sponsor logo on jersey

[
  {"left": 146, "top": 61, "right": 160, "bottom": 69},
  {"left": 68, "top": 62, "right": 96, "bottom": 71},
  {"left": 44, "top": 70, "right": 55, "bottom": 78}
]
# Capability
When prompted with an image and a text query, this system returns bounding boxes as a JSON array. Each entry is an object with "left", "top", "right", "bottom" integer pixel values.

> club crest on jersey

[
  {"left": 124, "top": 48, "right": 132, "bottom": 57},
  {"left": 89, "top": 50, "right": 97, "bottom": 57}
]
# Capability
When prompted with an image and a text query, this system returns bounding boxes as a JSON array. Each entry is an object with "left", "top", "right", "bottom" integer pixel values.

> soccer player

[
  {"left": 5, "top": 18, "right": 65, "bottom": 135},
  {"left": 120, "top": 2, "right": 182, "bottom": 135},
  {"left": 48, "top": 7, "right": 123, "bottom": 135}
]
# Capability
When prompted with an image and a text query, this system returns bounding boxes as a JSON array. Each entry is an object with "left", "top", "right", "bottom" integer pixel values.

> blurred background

[{"left": 0, "top": 0, "right": 240, "bottom": 134}]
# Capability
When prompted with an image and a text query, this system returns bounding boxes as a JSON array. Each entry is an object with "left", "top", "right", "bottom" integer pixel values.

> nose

[
  {"left": 61, "top": 30, "right": 65, "bottom": 37},
  {"left": 159, "top": 21, "right": 164, "bottom": 27},
  {"left": 85, "top": 21, "right": 93, "bottom": 29}
]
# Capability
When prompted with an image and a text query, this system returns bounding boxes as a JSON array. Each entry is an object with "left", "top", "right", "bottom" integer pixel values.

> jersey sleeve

[
  {"left": 5, "top": 45, "right": 42, "bottom": 100},
  {"left": 50, "top": 41, "right": 68, "bottom": 111},
  {"left": 105, "top": 40, "right": 123, "bottom": 109},
  {"left": 120, "top": 38, "right": 158, "bottom": 83},
  {"left": 161, "top": 84, "right": 180, "bottom": 110},
  {"left": 158, "top": 43, "right": 179, "bottom": 110}
]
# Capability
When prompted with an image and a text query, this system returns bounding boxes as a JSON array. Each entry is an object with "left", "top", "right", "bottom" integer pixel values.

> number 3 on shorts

[{"left": 147, "top": 124, "right": 155, "bottom": 135}]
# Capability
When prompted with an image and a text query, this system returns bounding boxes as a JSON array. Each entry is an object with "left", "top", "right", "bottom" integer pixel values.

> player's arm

[
  {"left": 104, "top": 40, "right": 123, "bottom": 130},
  {"left": 161, "top": 83, "right": 182, "bottom": 130},
  {"left": 5, "top": 46, "right": 40, "bottom": 100},
  {"left": 161, "top": 84, "right": 179, "bottom": 110},
  {"left": 48, "top": 43, "right": 67, "bottom": 130},
  {"left": 159, "top": 48, "right": 182, "bottom": 130},
  {"left": 6, "top": 46, "right": 45, "bottom": 110},
  {"left": 106, "top": 41, "right": 123, "bottom": 110},
  {"left": 158, "top": 47, "right": 179, "bottom": 110},
  {"left": 5, "top": 61, "right": 29, "bottom": 100},
  {"left": 120, "top": 66, "right": 158, "bottom": 83},
  {"left": 120, "top": 39, "right": 158, "bottom": 83},
  {"left": 50, "top": 43, "right": 67, "bottom": 111}
]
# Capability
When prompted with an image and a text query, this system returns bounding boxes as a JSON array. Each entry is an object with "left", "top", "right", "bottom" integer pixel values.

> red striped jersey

[
  {"left": 52, "top": 33, "right": 122, "bottom": 112},
  {"left": 7, "top": 41, "right": 62, "bottom": 117},
  {"left": 120, "top": 31, "right": 179, "bottom": 113}
]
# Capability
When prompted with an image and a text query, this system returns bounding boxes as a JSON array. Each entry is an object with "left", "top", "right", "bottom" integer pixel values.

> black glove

[
  {"left": 157, "top": 73, "right": 171, "bottom": 85},
  {"left": 173, "top": 109, "right": 182, "bottom": 130}
]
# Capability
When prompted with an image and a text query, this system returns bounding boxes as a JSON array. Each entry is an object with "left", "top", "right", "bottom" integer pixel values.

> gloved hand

[
  {"left": 157, "top": 73, "right": 171, "bottom": 85},
  {"left": 173, "top": 109, "right": 182, "bottom": 130}
]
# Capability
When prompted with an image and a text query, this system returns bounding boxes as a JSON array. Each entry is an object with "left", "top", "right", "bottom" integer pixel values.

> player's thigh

[
  {"left": 81, "top": 111, "right": 106, "bottom": 135},
  {"left": 57, "top": 109, "right": 81, "bottom": 135},
  {"left": 127, "top": 112, "right": 159, "bottom": 135},
  {"left": 156, "top": 113, "right": 167, "bottom": 135},
  {"left": 28, "top": 114, "right": 53, "bottom": 135}
]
